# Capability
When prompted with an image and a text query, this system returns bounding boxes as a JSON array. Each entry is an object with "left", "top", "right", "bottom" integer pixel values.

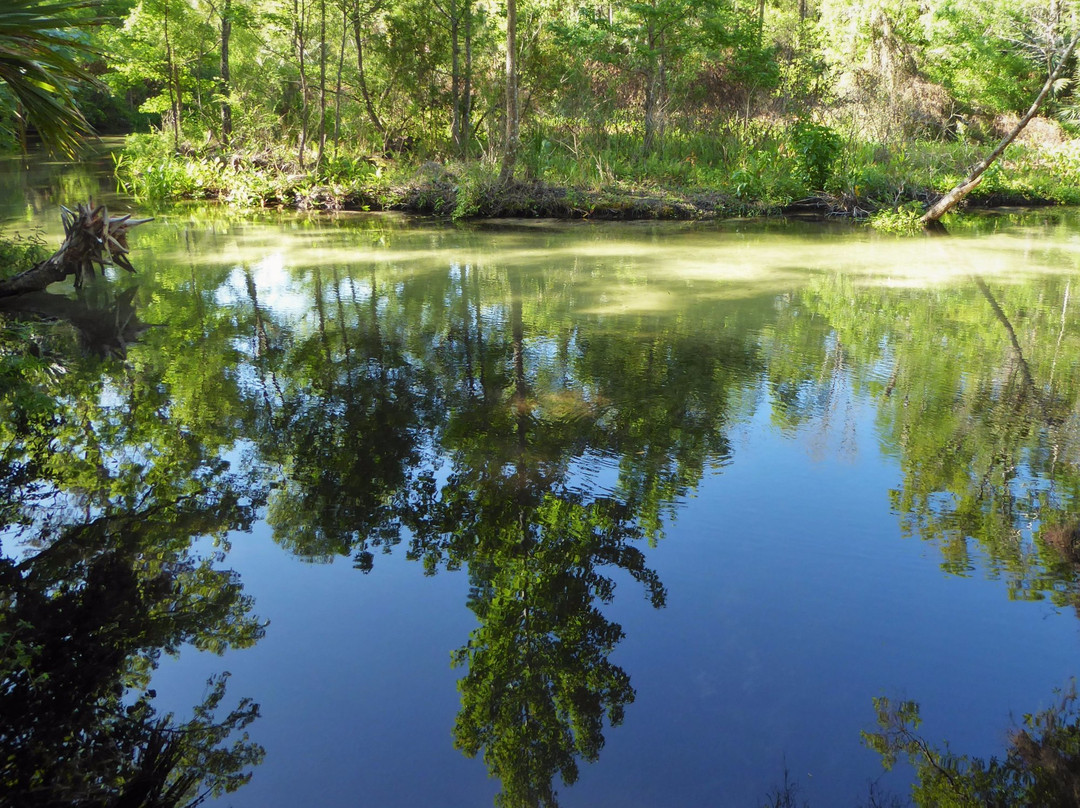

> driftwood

[
  {"left": 922, "top": 31, "right": 1080, "bottom": 224},
  {"left": 0, "top": 203, "right": 151, "bottom": 298}
]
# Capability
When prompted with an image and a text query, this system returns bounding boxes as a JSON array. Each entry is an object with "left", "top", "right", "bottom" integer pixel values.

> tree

[
  {"left": 433, "top": 0, "right": 476, "bottom": 155},
  {"left": 550, "top": 0, "right": 687, "bottom": 154},
  {"left": 211, "top": 0, "right": 233, "bottom": 144},
  {"left": 499, "top": 0, "right": 519, "bottom": 182},
  {"left": 921, "top": 28, "right": 1080, "bottom": 222},
  {"left": 109, "top": 0, "right": 214, "bottom": 151}
]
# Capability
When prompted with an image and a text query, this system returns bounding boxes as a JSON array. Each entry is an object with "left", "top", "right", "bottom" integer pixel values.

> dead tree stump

[{"left": 0, "top": 203, "right": 151, "bottom": 298}]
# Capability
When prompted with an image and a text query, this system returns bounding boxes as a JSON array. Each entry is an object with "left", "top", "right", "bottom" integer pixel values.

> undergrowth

[
  {"left": 112, "top": 123, "right": 1080, "bottom": 219},
  {"left": 0, "top": 230, "right": 50, "bottom": 279}
]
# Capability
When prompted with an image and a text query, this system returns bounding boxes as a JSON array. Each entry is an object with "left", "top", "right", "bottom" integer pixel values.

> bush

[
  {"left": 0, "top": 230, "right": 50, "bottom": 278},
  {"left": 869, "top": 201, "right": 925, "bottom": 233},
  {"left": 452, "top": 164, "right": 498, "bottom": 220},
  {"left": 790, "top": 121, "right": 842, "bottom": 191}
]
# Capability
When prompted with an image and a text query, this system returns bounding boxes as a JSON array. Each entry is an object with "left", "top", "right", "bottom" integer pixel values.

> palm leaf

[{"left": 0, "top": 0, "right": 103, "bottom": 156}]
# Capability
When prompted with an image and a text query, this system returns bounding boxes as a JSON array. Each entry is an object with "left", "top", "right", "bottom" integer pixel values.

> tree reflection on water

[
  {"left": 6, "top": 216, "right": 1080, "bottom": 806},
  {"left": 0, "top": 286, "right": 267, "bottom": 805}
]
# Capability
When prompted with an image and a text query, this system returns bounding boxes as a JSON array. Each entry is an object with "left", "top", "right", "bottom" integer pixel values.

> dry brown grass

[
  {"left": 1042, "top": 522, "right": 1080, "bottom": 564},
  {"left": 994, "top": 114, "right": 1068, "bottom": 148}
]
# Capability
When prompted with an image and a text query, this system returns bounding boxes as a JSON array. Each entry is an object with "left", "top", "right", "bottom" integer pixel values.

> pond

[{"left": 3, "top": 156, "right": 1080, "bottom": 807}]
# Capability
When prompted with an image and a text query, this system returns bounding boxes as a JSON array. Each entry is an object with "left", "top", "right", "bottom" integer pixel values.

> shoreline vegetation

[{"left": 111, "top": 118, "right": 1080, "bottom": 225}]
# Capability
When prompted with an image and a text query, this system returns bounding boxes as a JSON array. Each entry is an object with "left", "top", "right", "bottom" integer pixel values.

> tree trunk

[
  {"left": 220, "top": 0, "right": 232, "bottom": 146},
  {"left": 499, "top": 0, "right": 519, "bottom": 184},
  {"left": 163, "top": 2, "right": 181, "bottom": 151},
  {"left": 642, "top": 60, "right": 666, "bottom": 153},
  {"left": 294, "top": 0, "right": 310, "bottom": 169},
  {"left": 315, "top": 0, "right": 327, "bottom": 169},
  {"left": 641, "top": 17, "right": 668, "bottom": 155},
  {"left": 462, "top": 2, "right": 473, "bottom": 158},
  {"left": 448, "top": 4, "right": 462, "bottom": 153},
  {"left": 440, "top": 0, "right": 473, "bottom": 157},
  {"left": 922, "top": 31, "right": 1080, "bottom": 224},
  {"left": 332, "top": 2, "right": 347, "bottom": 158},
  {"left": 352, "top": 3, "right": 386, "bottom": 137}
]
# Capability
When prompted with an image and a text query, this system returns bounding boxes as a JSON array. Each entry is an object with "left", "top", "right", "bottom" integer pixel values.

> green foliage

[
  {"left": 868, "top": 200, "right": 925, "bottom": 233},
  {"left": 920, "top": 0, "right": 1046, "bottom": 116},
  {"left": 865, "top": 685, "right": 1080, "bottom": 807},
  {"left": 0, "top": 228, "right": 49, "bottom": 276},
  {"left": 28, "top": 0, "right": 1068, "bottom": 216},
  {"left": 114, "top": 135, "right": 216, "bottom": 199},
  {"left": 0, "top": 0, "right": 101, "bottom": 156},
  {"left": 790, "top": 120, "right": 842, "bottom": 191},
  {"left": 451, "top": 162, "right": 496, "bottom": 220}
]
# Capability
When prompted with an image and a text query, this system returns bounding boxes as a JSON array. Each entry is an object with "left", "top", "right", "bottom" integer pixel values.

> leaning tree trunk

[
  {"left": 0, "top": 204, "right": 150, "bottom": 298},
  {"left": 922, "top": 31, "right": 1080, "bottom": 224}
]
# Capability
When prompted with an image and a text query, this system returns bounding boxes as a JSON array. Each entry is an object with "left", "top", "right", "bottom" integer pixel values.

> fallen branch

[{"left": 0, "top": 203, "right": 151, "bottom": 298}]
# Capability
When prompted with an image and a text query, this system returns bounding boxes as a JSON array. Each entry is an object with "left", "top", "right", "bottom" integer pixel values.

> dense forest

[{"left": 2, "top": 0, "right": 1080, "bottom": 217}]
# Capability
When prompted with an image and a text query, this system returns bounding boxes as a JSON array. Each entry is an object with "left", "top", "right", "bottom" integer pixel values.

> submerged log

[{"left": 0, "top": 203, "right": 151, "bottom": 298}]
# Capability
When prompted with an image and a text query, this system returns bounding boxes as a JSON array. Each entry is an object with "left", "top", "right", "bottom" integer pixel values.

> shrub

[
  {"left": 0, "top": 230, "right": 50, "bottom": 278},
  {"left": 791, "top": 121, "right": 842, "bottom": 191}
]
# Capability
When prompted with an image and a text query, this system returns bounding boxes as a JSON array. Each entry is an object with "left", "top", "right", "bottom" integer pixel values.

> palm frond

[{"left": 0, "top": 0, "right": 103, "bottom": 156}]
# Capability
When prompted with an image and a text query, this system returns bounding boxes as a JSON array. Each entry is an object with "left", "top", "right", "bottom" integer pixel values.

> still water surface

[{"left": 3, "top": 159, "right": 1080, "bottom": 807}]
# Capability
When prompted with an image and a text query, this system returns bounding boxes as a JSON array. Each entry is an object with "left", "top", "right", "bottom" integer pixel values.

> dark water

[{"left": 4, "top": 159, "right": 1080, "bottom": 807}]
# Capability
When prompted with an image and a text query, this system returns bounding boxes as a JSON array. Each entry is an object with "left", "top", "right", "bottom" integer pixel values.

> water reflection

[
  {"left": 5, "top": 209, "right": 1080, "bottom": 805},
  {"left": 0, "top": 310, "right": 267, "bottom": 803},
  {"left": 0, "top": 286, "right": 150, "bottom": 358},
  {"left": 777, "top": 269, "right": 1080, "bottom": 605}
]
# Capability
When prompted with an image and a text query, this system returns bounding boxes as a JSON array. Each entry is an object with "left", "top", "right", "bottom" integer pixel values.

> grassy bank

[{"left": 112, "top": 123, "right": 1080, "bottom": 222}]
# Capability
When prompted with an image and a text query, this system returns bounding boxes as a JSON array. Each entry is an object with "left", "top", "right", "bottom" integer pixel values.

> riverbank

[{"left": 112, "top": 125, "right": 1080, "bottom": 222}]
